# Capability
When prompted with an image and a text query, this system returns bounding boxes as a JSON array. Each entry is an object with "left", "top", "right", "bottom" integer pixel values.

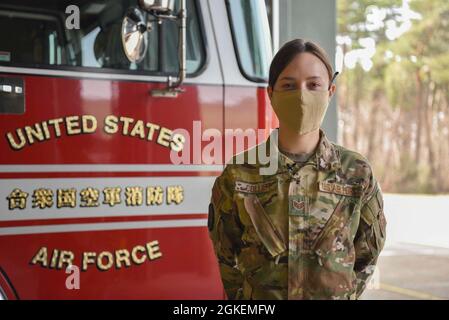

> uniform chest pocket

[
  {"left": 234, "top": 179, "right": 279, "bottom": 226},
  {"left": 233, "top": 179, "right": 285, "bottom": 257},
  {"left": 310, "top": 180, "right": 362, "bottom": 255},
  {"left": 241, "top": 194, "right": 287, "bottom": 258},
  {"left": 309, "top": 195, "right": 358, "bottom": 295}
]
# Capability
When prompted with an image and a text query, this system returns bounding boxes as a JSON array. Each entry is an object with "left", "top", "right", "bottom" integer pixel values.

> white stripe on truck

[
  {"left": 0, "top": 218, "right": 208, "bottom": 236},
  {"left": 0, "top": 176, "right": 216, "bottom": 221},
  {"left": 0, "top": 164, "right": 224, "bottom": 173}
]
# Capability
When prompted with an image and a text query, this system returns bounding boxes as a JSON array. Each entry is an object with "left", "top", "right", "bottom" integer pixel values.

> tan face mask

[{"left": 270, "top": 88, "right": 330, "bottom": 135}]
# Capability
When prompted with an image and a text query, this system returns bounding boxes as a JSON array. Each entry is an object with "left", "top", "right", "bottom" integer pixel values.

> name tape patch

[
  {"left": 235, "top": 180, "right": 276, "bottom": 194},
  {"left": 318, "top": 181, "right": 363, "bottom": 197}
]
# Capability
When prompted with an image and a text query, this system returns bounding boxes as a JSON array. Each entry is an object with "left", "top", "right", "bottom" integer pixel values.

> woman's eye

[{"left": 309, "top": 82, "right": 321, "bottom": 89}]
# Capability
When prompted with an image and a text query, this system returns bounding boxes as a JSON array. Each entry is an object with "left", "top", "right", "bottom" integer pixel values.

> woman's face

[{"left": 267, "top": 52, "right": 336, "bottom": 99}]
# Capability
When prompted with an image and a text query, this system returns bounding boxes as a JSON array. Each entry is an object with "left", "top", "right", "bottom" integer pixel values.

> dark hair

[{"left": 268, "top": 38, "right": 334, "bottom": 89}]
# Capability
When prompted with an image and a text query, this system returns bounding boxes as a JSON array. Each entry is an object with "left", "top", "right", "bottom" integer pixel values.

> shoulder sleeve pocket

[{"left": 360, "top": 184, "right": 386, "bottom": 252}]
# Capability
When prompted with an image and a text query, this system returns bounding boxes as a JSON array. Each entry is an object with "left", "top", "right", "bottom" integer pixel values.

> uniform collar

[
  {"left": 314, "top": 128, "right": 341, "bottom": 171},
  {"left": 266, "top": 128, "right": 341, "bottom": 173}
]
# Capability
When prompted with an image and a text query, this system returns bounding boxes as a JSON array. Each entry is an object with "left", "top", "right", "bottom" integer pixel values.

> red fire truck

[{"left": 0, "top": 0, "right": 274, "bottom": 299}]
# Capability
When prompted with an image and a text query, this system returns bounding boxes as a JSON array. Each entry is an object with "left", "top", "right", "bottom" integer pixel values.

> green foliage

[
  {"left": 338, "top": 0, "right": 402, "bottom": 41},
  {"left": 428, "top": 53, "right": 449, "bottom": 83},
  {"left": 337, "top": 0, "right": 449, "bottom": 194},
  {"left": 339, "top": 0, "right": 449, "bottom": 99}
]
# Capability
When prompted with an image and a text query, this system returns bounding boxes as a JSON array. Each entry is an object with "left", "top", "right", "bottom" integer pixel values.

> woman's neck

[{"left": 278, "top": 126, "right": 320, "bottom": 155}]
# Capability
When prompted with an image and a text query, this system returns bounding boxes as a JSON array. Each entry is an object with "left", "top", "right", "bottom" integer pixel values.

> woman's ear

[
  {"left": 267, "top": 86, "right": 273, "bottom": 100},
  {"left": 328, "top": 83, "right": 336, "bottom": 99}
]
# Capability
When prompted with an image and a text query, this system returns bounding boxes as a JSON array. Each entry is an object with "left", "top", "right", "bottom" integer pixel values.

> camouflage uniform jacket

[{"left": 208, "top": 128, "right": 386, "bottom": 300}]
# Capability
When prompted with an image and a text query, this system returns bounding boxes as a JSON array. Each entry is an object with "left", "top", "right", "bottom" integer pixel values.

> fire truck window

[
  {"left": 162, "top": 0, "right": 205, "bottom": 74},
  {"left": 0, "top": 0, "right": 205, "bottom": 75},
  {"left": 0, "top": 12, "right": 66, "bottom": 66},
  {"left": 226, "top": 0, "right": 272, "bottom": 82}
]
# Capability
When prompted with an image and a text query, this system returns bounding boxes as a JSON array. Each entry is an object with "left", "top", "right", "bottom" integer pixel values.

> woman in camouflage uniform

[{"left": 208, "top": 38, "right": 386, "bottom": 300}]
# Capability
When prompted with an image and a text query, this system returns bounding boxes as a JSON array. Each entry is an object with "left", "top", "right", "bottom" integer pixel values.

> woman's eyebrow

[
  {"left": 306, "top": 76, "right": 322, "bottom": 80},
  {"left": 279, "top": 76, "right": 296, "bottom": 81},
  {"left": 279, "top": 76, "right": 323, "bottom": 81}
]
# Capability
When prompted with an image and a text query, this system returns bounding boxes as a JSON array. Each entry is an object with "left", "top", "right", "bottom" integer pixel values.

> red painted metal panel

[
  {"left": 0, "top": 227, "right": 222, "bottom": 299},
  {"left": 0, "top": 73, "right": 225, "bottom": 299},
  {"left": 0, "top": 75, "right": 223, "bottom": 165}
]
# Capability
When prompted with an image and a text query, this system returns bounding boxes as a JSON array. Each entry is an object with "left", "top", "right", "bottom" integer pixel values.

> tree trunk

[{"left": 415, "top": 70, "right": 423, "bottom": 165}]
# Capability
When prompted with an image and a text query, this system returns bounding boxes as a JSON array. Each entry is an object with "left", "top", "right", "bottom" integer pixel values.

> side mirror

[
  {"left": 121, "top": 0, "right": 187, "bottom": 98},
  {"left": 121, "top": 7, "right": 148, "bottom": 63}
]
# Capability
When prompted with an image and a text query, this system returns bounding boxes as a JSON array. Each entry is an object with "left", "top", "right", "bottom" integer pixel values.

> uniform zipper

[{"left": 303, "top": 174, "right": 308, "bottom": 299}]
